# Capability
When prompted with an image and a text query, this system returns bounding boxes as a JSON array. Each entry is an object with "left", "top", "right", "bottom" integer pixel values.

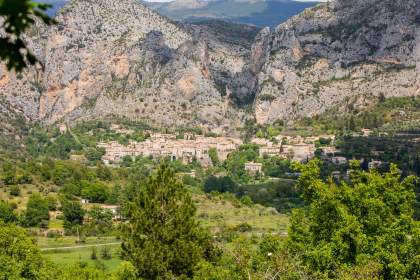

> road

[{"left": 40, "top": 242, "right": 122, "bottom": 251}]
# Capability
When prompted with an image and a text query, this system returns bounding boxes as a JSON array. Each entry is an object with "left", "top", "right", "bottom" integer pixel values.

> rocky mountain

[
  {"left": 248, "top": 0, "right": 420, "bottom": 124},
  {"left": 0, "top": 0, "right": 251, "bottom": 134},
  {"left": 144, "top": 0, "right": 318, "bottom": 28},
  {"left": 1, "top": 0, "right": 419, "bottom": 134}
]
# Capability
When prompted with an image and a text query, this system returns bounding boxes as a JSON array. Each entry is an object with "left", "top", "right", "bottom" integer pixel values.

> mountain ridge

[
  {"left": 249, "top": 0, "right": 420, "bottom": 124},
  {"left": 144, "top": 0, "right": 319, "bottom": 28},
  {"left": 1, "top": 0, "right": 419, "bottom": 134},
  {"left": 0, "top": 0, "right": 249, "bottom": 134},
  {"left": 39, "top": 0, "right": 319, "bottom": 28}
]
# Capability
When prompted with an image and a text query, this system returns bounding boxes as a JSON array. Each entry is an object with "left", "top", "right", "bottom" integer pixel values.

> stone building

[
  {"left": 245, "top": 162, "right": 263, "bottom": 174},
  {"left": 331, "top": 156, "right": 348, "bottom": 165},
  {"left": 98, "top": 135, "right": 242, "bottom": 167},
  {"left": 101, "top": 205, "right": 121, "bottom": 220},
  {"left": 368, "top": 160, "right": 383, "bottom": 170},
  {"left": 260, "top": 146, "right": 281, "bottom": 157}
]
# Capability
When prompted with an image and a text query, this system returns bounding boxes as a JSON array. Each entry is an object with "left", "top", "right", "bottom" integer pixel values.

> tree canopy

[
  {"left": 288, "top": 160, "right": 420, "bottom": 279},
  {"left": 122, "top": 165, "right": 217, "bottom": 279},
  {"left": 61, "top": 199, "right": 85, "bottom": 232},
  {"left": 24, "top": 193, "right": 50, "bottom": 227},
  {"left": 0, "top": 222, "right": 54, "bottom": 279}
]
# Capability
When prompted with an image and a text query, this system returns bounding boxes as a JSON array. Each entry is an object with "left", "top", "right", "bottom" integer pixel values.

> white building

[
  {"left": 331, "top": 156, "right": 348, "bottom": 165},
  {"left": 368, "top": 160, "right": 383, "bottom": 170},
  {"left": 245, "top": 162, "right": 263, "bottom": 174}
]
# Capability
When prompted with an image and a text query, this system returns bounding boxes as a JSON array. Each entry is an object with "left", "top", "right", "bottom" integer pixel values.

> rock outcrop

[
  {"left": 252, "top": 0, "right": 420, "bottom": 124},
  {"left": 1, "top": 0, "right": 419, "bottom": 133},
  {"left": 0, "top": 0, "right": 248, "bottom": 134}
]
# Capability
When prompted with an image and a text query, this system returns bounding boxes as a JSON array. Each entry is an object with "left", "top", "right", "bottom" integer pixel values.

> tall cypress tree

[{"left": 122, "top": 165, "right": 216, "bottom": 279}]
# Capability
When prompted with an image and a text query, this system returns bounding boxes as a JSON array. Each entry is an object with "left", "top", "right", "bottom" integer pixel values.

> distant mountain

[
  {"left": 144, "top": 0, "right": 319, "bottom": 27},
  {"left": 39, "top": 0, "right": 318, "bottom": 28}
]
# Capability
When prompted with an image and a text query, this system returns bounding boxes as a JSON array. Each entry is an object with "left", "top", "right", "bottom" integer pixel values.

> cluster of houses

[
  {"left": 98, "top": 133, "right": 243, "bottom": 167},
  {"left": 97, "top": 128, "right": 387, "bottom": 176},
  {"left": 98, "top": 131, "right": 328, "bottom": 168},
  {"left": 251, "top": 134, "right": 333, "bottom": 162}
]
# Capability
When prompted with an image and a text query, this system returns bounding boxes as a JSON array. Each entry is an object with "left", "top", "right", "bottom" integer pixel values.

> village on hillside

[
  {"left": 92, "top": 124, "right": 405, "bottom": 180},
  {"left": 97, "top": 128, "right": 338, "bottom": 169}
]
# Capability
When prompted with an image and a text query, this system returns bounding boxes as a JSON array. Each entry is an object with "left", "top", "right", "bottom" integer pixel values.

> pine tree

[{"left": 122, "top": 165, "right": 216, "bottom": 279}]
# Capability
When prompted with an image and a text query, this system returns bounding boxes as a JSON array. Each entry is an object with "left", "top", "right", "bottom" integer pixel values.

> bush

[
  {"left": 3, "top": 171, "right": 15, "bottom": 185},
  {"left": 288, "top": 160, "right": 419, "bottom": 278},
  {"left": 234, "top": 222, "right": 253, "bottom": 233},
  {"left": 204, "top": 176, "right": 237, "bottom": 194},
  {"left": 9, "top": 185, "right": 20, "bottom": 197},
  {"left": 0, "top": 222, "right": 55, "bottom": 279},
  {"left": 46, "top": 230, "right": 61, "bottom": 238},
  {"left": 23, "top": 194, "right": 50, "bottom": 227},
  {"left": 0, "top": 200, "right": 17, "bottom": 223},
  {"left": 240, "top": 195, "right": 253, "bottom": 207},
  {"left": 16, "top": 174, "right": 32, "bottom": 184},
  {"left": 46, "top": 196, "right": 58, "bottom": 211},
  {"left": 90, "top": 247, "right": 98, "bottom": 260},
  {"left": 100, "top": 246, "right": 112, "bottom": 260}
]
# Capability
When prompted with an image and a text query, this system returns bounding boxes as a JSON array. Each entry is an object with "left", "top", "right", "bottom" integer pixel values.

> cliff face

[
  {"left": 252, "top": 0, "right": 420, "bottom": 124},
  {"left": 1, "top": 0, "right": 419, "bottom": 134},
  {"left": 0, "top": 0, "right": 248, "bottom": 134}
]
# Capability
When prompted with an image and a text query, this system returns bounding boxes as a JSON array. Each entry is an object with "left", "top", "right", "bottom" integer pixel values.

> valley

[
  {"left": 40, "top": 0, "right": 319, "bottom": 28},
  {"left": 144, "top": 0, "right": 318, "bottom": 28},
  {"left": 0, "top": 0, "right": 419, "bottom": 279}
]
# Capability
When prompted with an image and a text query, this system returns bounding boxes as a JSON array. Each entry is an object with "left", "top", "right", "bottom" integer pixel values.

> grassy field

[
  {"left": 38, "top": 236, "right": 122, "bottom": 272},
  {"left": 37, "top": 236, "right": 120, "bottom": 248},
  {"left": 38, "top": 195, "right": 289, "bottom": 271},
  {"left": 42, "top": 244, "right": 122, "bottom": 272},
  {"left": 194, "top": 194, "right": 289, "bottom": 235},
  {"left": 2, "top": 181, "right": 289, "bottom": 271},
  {"left": 0, "top": 184, "right": 40, "bottom": 212}
]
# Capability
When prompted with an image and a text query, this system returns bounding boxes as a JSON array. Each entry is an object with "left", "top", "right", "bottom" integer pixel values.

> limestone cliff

[
  {"left": 0, "top": 0, "right": 247, "bottom": 134},
  {"left": 1, "top": 0, "right": 419, "bottom": 134},
  {"left": 251, "top": 0, "right": 420, "bottom": 124}
]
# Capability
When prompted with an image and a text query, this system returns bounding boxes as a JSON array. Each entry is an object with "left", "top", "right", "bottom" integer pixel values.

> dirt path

[{"left": 40, "top": 242, "right": 122, "bottom": 251}]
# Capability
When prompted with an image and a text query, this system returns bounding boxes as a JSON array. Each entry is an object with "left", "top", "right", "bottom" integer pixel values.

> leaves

[
  {"left": 0, "top": 0, "right": 55, "bottom": 71},
  {"left": 288, "top": 160, "right": 420, "bottom": 279},
  {"left": 0, "top": 222, "right": 54, "bottom": 279},
  {"left": 122, "top": 165, "right": 216, "bottom": 279}
]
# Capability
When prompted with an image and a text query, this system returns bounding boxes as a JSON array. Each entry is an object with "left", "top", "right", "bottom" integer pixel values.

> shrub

[
  {"left": 23, "top": 194, "right": 50, "bottom": 227},
  {"left": 288, "top": 160, "right": 419, "bottom": 278},
  {"left": 90, "top": 247, "right": 98, "bottom": 260},
  {"left": 234, "top": 222, "right": 253, "bottom": 233},
  {"left": 100, "top": 246, "right": 112, "bottom": 260},
  {"left": 9, "top": 185, "right": 20, "bottom": 197},
  {"left": 240, "top": 195, "right": 253, "bottom": 207}
]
